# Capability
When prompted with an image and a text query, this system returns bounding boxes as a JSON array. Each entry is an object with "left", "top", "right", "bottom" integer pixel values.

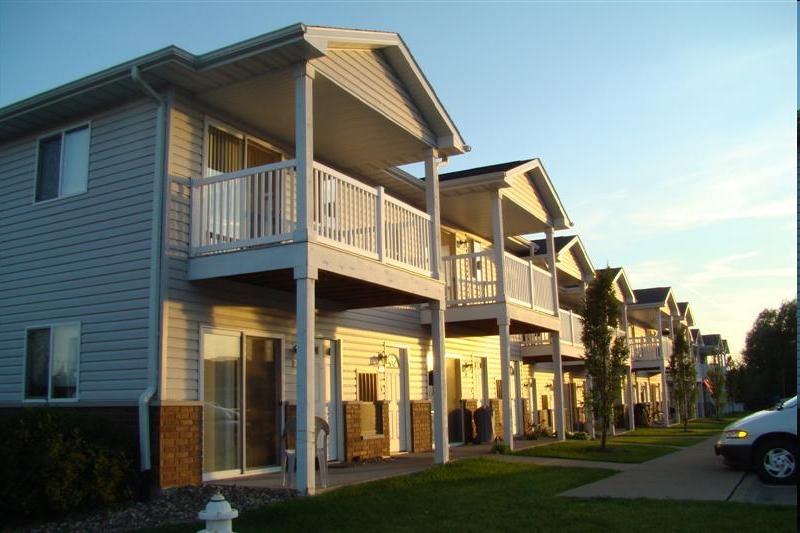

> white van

[{"left": 715, "top": 396, "right": 797, "bottom": 484}]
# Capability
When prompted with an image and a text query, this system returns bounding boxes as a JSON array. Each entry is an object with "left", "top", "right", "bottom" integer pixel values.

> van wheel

[{"left": 755, "top": 438, "right": 797, "bottom": 485}]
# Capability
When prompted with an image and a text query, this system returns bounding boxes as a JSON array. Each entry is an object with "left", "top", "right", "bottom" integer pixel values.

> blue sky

[{"left": 0, "top": 1, "right": 795, "bottom": 357}]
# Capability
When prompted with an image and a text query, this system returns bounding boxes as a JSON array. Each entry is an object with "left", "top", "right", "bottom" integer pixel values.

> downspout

[{"left": 132, "top": 65, "right": 166, "bottom": 479}]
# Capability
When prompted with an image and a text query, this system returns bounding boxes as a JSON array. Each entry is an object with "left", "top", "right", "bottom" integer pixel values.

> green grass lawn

[
  {"left": 144, "top": 458, "right": 795, "bottom": 533},
  {"left": 513, "top": 439, "right": 680, "bottom": 463},
  {"left": 512, "top": 415, "right": 740, "bottom": 461}
]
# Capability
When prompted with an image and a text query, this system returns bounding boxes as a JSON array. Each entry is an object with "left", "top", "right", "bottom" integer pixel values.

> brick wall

[
  {"left": 152, "top": 404, "right": 202, "bottom": 488},
  {"left": 342, "top": 401, "right": 389, "bottom": 461},
  {"left": 410, "top": 400, "right": 432, "bottom": 452}
]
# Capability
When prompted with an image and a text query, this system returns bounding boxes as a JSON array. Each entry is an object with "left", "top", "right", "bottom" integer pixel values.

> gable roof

[
  {"left": 632, "top": 287, "right": 672, "bottom": 305},
  {"left": 604, "top": 266, "right": 636, "bottom": 304},
  {"left": 0, "top": 23, "right": 467, "bottom": 156},
  {"left": 437, "top": 158, "right": 572, "bottom": 241},
  {"left": 438, "top": 160, "right": 529, "bottom": 181},
  {"left": 678, "top": 302, "right": 695, "bottom": 326}
]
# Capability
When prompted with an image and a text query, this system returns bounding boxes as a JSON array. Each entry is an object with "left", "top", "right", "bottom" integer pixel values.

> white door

[
  {"left": 314, "top": 339, "right": 339, "bottom": 460},
  {"left": 385, "top": 349, "right": 408, "bottom": 453}
]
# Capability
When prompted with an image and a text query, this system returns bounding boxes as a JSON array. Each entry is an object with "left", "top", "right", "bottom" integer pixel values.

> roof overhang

[
  {"left": 437, "top": 159, "right": 572, "bottom": 242},
  {"left": 0, "top": 23, "right": 467, "bottom": 182}
]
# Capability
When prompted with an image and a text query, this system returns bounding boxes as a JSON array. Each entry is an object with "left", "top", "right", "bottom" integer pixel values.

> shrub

[
  {"left": 490, "top": 437, "right": 510, "bottom": 454},
  {"left": 566, "top": 431, "right": 590, "bottom": 440},
  {"left": 0, "top": 408, "right": 136, "bottom": 521}
]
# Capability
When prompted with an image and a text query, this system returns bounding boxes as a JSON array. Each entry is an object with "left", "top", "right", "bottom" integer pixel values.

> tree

[
  {"left": 741, "top": 299, "right": 797, "bottom": 408},
  {"left": 668, "top": 325, "right": 697, "bottom": 431},
  {"left": 705, "top": 362, "right": 727, "bottom": 419},
  {"left": 725, "top": 359, "right": 748, "bottom": 408},
  {"left": 581, "top": 267, "right": 629, "bottom": 450}
]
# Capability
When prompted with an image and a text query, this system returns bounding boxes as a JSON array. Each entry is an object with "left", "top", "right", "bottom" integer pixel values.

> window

[
  {"left": 25, "top": 324, "right": 80, "bottom": 400},
  {"left": 205, "top": 123, "right": 282, "bottom": 177},
  {"left": 35, "top": 125, "right": 90, "bottom": 202},
  {"left": 357, "top": 372, "right": 378, "bottom": 402}
]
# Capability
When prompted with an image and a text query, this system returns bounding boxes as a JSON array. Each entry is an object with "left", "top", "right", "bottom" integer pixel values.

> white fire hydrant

[{"left": 197, "top": 491, "right": 239, "bottom": 533}]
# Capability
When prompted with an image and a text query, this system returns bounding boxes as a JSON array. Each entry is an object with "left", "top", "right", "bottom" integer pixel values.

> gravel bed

[{"left": 16, "top": 484, "right": 298, "bottom": 532}]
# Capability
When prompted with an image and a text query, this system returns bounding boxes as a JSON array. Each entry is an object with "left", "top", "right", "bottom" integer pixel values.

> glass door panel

[
  {"left": 203, "top": 331, "right": 242, "bottom": 474},
  {"left": 245, "top": 336, "right": 280, "bottom": 469}
]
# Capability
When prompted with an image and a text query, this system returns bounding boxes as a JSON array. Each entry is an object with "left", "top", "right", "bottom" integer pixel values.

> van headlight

[{"left": 724, "top": 429, "right": 748, "bottom": 439}]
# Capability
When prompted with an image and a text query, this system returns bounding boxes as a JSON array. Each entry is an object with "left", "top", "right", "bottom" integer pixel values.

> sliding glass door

[{"left": 203, "top": 329, "right": 281, "bottom": 479}]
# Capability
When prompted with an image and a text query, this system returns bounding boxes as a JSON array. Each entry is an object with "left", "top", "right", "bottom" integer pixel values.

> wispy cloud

[
  {"left": 582, "top": 132, "right": 796, "bottom": 236},
  {"left": 684, "top": 251, "right": 796, "bottom": 288}
]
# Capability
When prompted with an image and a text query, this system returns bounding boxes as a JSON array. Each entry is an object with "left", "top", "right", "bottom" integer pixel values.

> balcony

[
  {"left": 443, "top": 251, "right": 554, "bottom": 312},
  {"left": 519, "top": 308, "right": 584, "bottom": 359},
  {"left": 422, "top": 251, "right": 559, "bottom": 335},
  {"left": 630, "top": 336, "right": 673, "bottom": 370},
  {"left": 188, "top": 160, "right": 441, "bottom": 308}
]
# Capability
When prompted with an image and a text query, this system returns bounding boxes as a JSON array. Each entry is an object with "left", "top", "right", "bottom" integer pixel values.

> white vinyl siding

[
  {"left": 313, "top": 49, "right": 435, "bottom": 146},
  {"left": 0, "top": 98, "right": 158, "bottom": 403}
]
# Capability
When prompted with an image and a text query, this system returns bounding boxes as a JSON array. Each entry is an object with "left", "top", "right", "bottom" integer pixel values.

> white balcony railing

[
  {"left": 442, "top": 251, "right": 555, "bottom": 313},
  {"left": 519, "top": 308, "right": 584, "bottom": 348},
  {"left": 190, "top": 160, "right": 432, "bottom": 275},
  {"left": 630, "top": 336, "right": 673, "bottom": 364}
]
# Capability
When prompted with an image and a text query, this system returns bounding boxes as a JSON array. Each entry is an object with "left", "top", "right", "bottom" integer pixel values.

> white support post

[
  {"left": 424, "top": 149, "right": 442, "bottom": 279},
  {"left": 431, "top": 299, "right": 448, "bottom": 464},
  {"left": 531, "top": 370, "right": 539, "bottom": 428},
  {"left": 513, "top": 359, "right": 523, "bottom": 434},
  {"left": 622, "top": 302, "right": 635, "bottom": 430},
  {"left": 295, "top": 63, "right": 315, "bottom": 243},
  {"left": 552, "top": 331, "right": 566, "bottom": 440},
  {"left": 489, "top": 189, "right": 506, "bottom": 303},
  {"left": 545, "top": 229, "right": 560, "bottom": 318},
  {"left": 662, "top": 312, "right": 672, "bottom": 427},
  {"left": 295, "top": 268, "right": 317, "bottom": 495},
  {"left": 376, "top": 186, "right": 385, "bottom": 262},
  {"left": 499, "top": 319, "right": 514, "bottom": 449},
  {"left": 544, "top": 228, "right": 565, "bottom": 440}
]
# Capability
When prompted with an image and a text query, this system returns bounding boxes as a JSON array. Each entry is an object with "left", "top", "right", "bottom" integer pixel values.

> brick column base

[
  {"left": 410, "top": 400, "right": 432, "bottom": 452},
  {"left": 152, "top": 404, "right": 202, "bottom": 488},
  {"left": 343, "top": 401, "right": 389, "bottom": 461}
]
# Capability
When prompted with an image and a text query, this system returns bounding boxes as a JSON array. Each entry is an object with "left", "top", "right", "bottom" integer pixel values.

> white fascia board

[
  {"left": 524, "top": 159, "right": 573, "bottom": 230},
  {"left": 614, "top": 268, "right": 636, "bottom": 304},
  {"left": 439, "top": 171, "right": 510, "bottom": 191}
]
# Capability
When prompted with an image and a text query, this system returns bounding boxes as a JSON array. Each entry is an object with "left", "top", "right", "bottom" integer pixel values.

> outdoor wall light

[{"left": 373, "top": 343, "right": 388, "bottom": 373}]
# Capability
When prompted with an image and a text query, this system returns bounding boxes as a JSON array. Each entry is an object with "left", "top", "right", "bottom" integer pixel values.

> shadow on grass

[{"left": 143, "top": 457, "right": 795, "bottom": 533}]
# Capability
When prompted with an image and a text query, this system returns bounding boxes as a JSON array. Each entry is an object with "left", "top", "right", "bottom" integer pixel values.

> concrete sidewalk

[
  {"left": 559, "top": 436, "right": 797, "bottom": 506},
  {"left": 222, "top": 436, "right": 796, "bottom": 505}
]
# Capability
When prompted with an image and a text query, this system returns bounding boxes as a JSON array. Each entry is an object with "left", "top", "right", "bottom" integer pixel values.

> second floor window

[{"left": 35, "top": 125, "right": 90, "bottom": 202}]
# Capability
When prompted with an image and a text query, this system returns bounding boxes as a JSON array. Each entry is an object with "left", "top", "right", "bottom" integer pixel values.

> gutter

[{"left": 132, "top": 65, "right": 166, "bottom": 475}]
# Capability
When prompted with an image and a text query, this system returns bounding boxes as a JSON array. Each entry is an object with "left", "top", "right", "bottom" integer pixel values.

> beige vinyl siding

[
  {"left": 313, "top": 49, "right": 435, "bottom": 146},
  {"left": 0, "top": 98, "right": 158, "bottom": 403},
  {"left": 504, "top": 172, "right": 550, "bottom": 226},
  {"left": 558, "top": 248, "right": 583, "bottom": 282}
]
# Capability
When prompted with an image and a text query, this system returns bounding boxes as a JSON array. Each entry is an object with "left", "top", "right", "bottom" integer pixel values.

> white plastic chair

[{"left": 282, "top": 416, "right": 330, "bottom": 488}]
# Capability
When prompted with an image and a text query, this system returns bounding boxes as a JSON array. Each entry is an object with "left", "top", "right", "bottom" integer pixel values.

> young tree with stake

[{"left": 580, "top": 267, "right": 629, "bottom": 449}]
